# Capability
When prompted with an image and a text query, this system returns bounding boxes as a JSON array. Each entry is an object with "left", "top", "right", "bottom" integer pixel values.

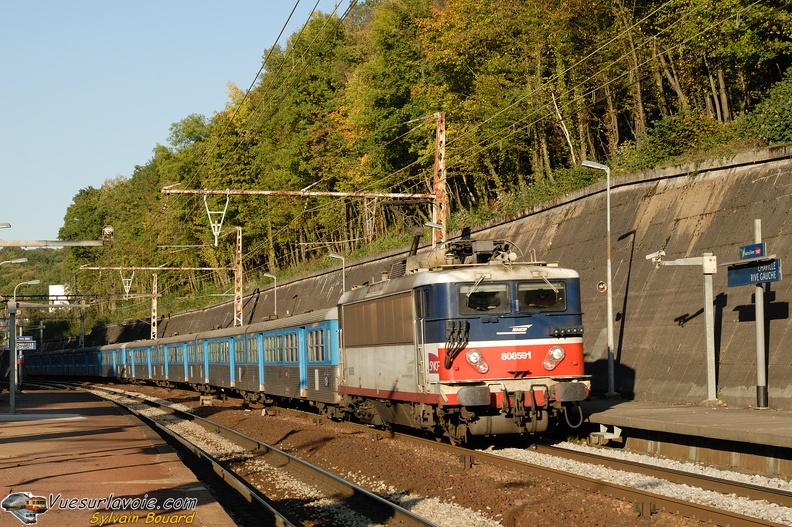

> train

[{"left": 28, "top": 238, "right": 591, "bottom": 444}]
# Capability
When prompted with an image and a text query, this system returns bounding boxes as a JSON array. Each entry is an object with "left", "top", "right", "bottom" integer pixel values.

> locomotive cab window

[
  {"left": 458, "top": 283, "right": 509, "bottom": 315},
  {"left": 518, "top": 281, "right": 566, "bottom": 312}
]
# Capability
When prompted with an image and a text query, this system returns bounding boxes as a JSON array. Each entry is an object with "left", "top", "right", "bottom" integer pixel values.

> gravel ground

[{"left": 102, "top": 385, "right": 737, "bottom": 527}]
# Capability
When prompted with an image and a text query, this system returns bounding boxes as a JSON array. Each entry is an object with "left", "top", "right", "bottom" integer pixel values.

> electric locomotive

[{"left": 336, "top": 239, "right": 590, "bottom": 443}]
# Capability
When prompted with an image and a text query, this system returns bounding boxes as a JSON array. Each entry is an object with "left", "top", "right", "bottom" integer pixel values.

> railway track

[
  {"left": 269, "top": 407, "right": 792, "bottom": 527},
  {"left": 218, "top": 399, "right": 792, "bottom": 527},
  {"left": 37, "top": 381, "right": 439, "bottom": 527},
  {"left": 42, "top": 381, "right": 792, "bottom": 527}
]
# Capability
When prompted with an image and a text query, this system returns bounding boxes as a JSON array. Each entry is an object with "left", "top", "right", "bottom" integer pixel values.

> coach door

[{"left": 414, "top": 288, "right": 429, "bottom": 391}]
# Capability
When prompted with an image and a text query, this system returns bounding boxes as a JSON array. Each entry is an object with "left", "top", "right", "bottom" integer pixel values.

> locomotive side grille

[{"left": 389, "top": 260, "right": 407, "bottom": 279}]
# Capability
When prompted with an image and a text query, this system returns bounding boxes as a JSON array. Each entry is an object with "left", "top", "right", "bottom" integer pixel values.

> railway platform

[
  {"left": 582, "top": 398, "right": 792, "bottom": 477},
  {"left": 0, "top": 388, "right": 238, "bottom": 527}
]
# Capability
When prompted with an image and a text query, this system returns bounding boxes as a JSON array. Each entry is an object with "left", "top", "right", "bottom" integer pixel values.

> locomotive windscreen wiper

[
  {"left": 531, "top": 270, "right": 559, "bottom": 293},
  {"left": 465, "top": 274, "right": 488, "bottom": 298},
  {"left": 465, "top": 274, "right": 495, "bottom": 311}
]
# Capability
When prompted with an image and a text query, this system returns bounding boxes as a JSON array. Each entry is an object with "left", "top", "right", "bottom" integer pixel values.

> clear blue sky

[{"left": 0, "top": 1, "right": 348, "bottom": 243}]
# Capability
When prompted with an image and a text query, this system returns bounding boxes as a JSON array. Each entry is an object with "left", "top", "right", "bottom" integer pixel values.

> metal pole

[
  {"left": 17, "top": 319, "right": 23, "bottom": 391},
  {"left": 433, "top": 112, "right": 447, "bottom": 247},
  {"left": 8, "top": 302, "right": 16, "bottom": 414},
  {"left": 151, "top": 273, "right": 158, "bottom": 339},
  {"left": 754, "top": 219, "right": 768, "bottom": 408},
  {"left": 605, "top": 167, "right": 616, "bottom": 397},
  {"left": 703, "top": 258, "right": 717, "bottom": 401},
  {"left": 581, "top": 160, "right": 618, "bottom": 397},
  {"left": 234, "top": 227, "right": 243, "bottom": 326},
  {"left": 654, "top": 253, "right": 718, "bottom": 402}
]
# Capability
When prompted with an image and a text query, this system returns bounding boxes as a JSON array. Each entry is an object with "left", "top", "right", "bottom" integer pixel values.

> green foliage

[
  {"left": 737, "top": 69, "right": 792, "bottom": 145},
  {"left": 34, "top": 0, "right": 792, "bottom": 339},
  {"left": 614, "top": 112, "right": 734, "bottom": 172}
]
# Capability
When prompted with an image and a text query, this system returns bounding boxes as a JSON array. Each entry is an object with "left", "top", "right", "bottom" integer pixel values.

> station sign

[
  {"left": 15, "top": 335, "right": 35, "bottom": 350},
  {"left": 739, "top": 243, "right": 765, "bottom": 259},
  {"left": 727, "top": 258, "right": 782, "bottom": 287}
]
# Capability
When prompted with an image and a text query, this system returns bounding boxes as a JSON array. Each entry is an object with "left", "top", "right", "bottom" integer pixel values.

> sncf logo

[
  {"left": 428, "top": 353, "right": 440, "bottom": 374},
  {"left": 497, "top": 324, "right": 532, "bottom": 335}
]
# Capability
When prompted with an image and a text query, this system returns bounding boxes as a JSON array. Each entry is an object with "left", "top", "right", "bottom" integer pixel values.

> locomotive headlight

[
  {"left": 544, "top": 346, "right": 565, "bottom": 371},
  {"left": 466, "top": 349, "right": 489, "bottom": 374},
  {"left": 466, "top": 349, "right": 483, "bottom": 365},
  {"left": 549, "top": 346, "right": 565, "bottom": 361}
]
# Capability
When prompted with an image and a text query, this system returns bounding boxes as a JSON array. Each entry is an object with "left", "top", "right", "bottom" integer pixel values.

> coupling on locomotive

[{"left": 29, "top": 238, "right": 590, "bottom": 444}]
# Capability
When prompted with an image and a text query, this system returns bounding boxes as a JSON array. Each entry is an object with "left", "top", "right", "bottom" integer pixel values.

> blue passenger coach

[{"left": 29, "top": 308, "right": 340, "bottom": 410}]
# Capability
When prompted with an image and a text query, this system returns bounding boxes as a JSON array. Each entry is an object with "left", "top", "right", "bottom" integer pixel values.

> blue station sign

[
  {"left": 739, "top": 242, "right": 766, "bottom": 260},
  {"left": 727, "top": 258, "right": 782, "bottom": 287}
]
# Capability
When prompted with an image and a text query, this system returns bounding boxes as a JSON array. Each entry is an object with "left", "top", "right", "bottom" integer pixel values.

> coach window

[
  {"left": 235, "top": 336, "right": 245, "bottom": 364},
  {"left": 517, "top": 281, "right": 566, "bottom": 312},
  {"left": 284, "top": 333, "right": 298, "bottom": 362},
  {"left": 458, "top": 283, "right": 509, "bottom": 315},
  {"left": 265, "top": 335, "right": 282, "bottom": 362},
  {"left": 247, "top": 336, "right": 258, "bottom": 363},
  {"left": 308, "top": 329, "right": 325, "bottom": 361},
  {"left": 208, "top": 342, "right": 216, "bottom": 362}
]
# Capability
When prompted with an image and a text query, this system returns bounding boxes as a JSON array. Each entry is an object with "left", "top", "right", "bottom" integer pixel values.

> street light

[
  {"left": 14, "top": 279, "right": 40, "bottom": 301},
  {"left": 581, "top": 160, "right": 618, "bottom": 398},
  {"left": 0, "top": 258, "right": 27, "bottom": 266},
  {"left": 329, "top": 253, "right": 346, "bottom": 292},
  {"left": 0, "top": 225, "right": 114, "bottom": 248},
  {"left": 262, "top": 273, "right": 277, "bottom": 318},
  {"left": 8, "top": 279, "right": 40, "bottom": 414}
]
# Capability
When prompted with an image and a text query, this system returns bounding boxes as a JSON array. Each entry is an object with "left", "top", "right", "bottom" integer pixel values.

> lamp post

[
  {"left": 1, "top": 258, "right": 27, "bottom": 411},
  {"left": 1, "top": 258, "right": 27, "bottom": 266},
  {"left": 263, "top": 273, "right": 277, "bottom": 318},
  {"left": 581, "top": 160, "right": 618, "bottom": 398},
  {"left": 8, "top": 279, "right": 40, "bottom": 414},
  {"left": 0, "top": 225, "right": 114, "bottom": 248},
  {"left": 329, "top": 253, "right": 346, "bottom": 292}
]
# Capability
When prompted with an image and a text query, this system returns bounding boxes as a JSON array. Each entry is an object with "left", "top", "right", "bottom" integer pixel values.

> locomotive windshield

[
  {"left": 457, "top": 281, "right": 567, "bottom": 315},
  {"left": 458, "top": 283, "right": 509, "bottom": 314},
  {"left": 518, "top": 281, "right": 566, "bottom": 312}
]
